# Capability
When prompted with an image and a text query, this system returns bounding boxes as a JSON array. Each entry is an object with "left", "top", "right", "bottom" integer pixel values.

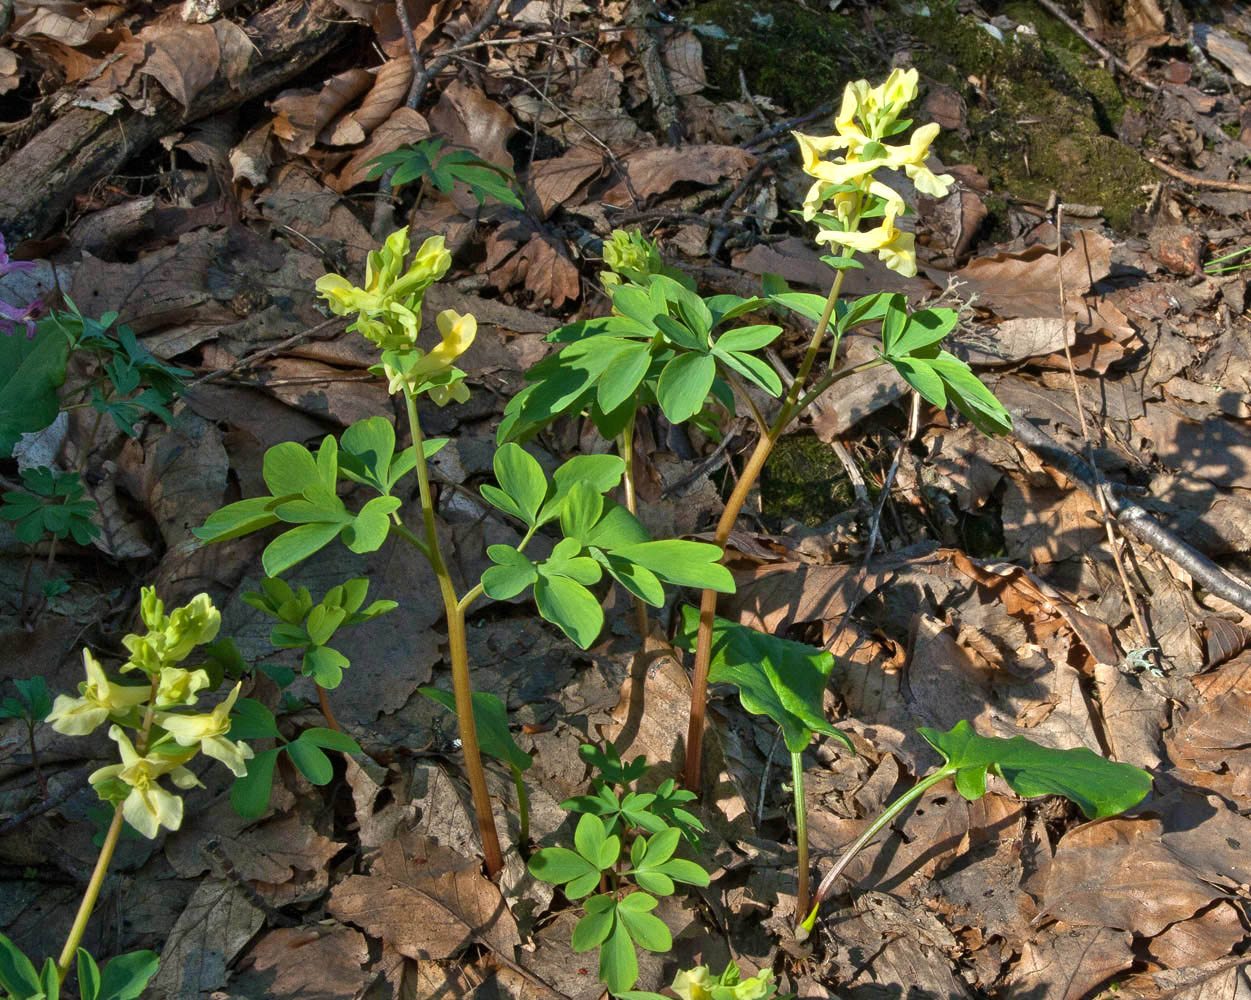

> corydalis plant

[
  {"left": 27, "top": 588, "right": 250, "bottom": 990},
  {"left": 199, "top": 228, "right": 732, "bottom": 879}
]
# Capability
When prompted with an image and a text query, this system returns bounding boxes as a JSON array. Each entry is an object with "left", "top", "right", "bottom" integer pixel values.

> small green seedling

[
  {"left": 367, "top": 137, "right": 524, "bottom": 210},
  {"left": 0, "top": 933, "right": 158, "bottom": 1000},
  {"left": 618, "top": 959, "right": 784, "bottom": 1000},
  {"left": 797, "top": 720, "right": 1153, "bottom": 939},
  {"left": 226, "top": 698, "right": 362, "bottom": 819},
  {"left": 530, "top": 749, "right": 711, "bottom": 995},
  {"left": 674, "top": 607, "right": 852, "bottom": 920}
]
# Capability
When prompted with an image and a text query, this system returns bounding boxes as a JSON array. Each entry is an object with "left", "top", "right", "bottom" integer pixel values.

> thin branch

[
  {"left": 1147, "top": 156, "right": 1251, "bottom": 193},
  {"left": 1010, "top": 413, "right": 1251, "bottom": 614}
]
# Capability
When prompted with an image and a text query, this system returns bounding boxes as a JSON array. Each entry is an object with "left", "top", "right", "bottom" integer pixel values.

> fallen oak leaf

[{"left": 328, "top": 830, "right": 521, "bottom": 962}]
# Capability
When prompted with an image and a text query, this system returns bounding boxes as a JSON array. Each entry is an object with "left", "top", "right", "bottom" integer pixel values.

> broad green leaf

[
  {"left": 653, "top": 313, "right": 706, "bottom": 353},
  {"left": 918, "top": 720, "right": 1152, "bottom": 819},
  {"left": 194, "top": 497, "right": 281, "bottom": 544},
  {"left": 39, "top": 958, "right": 58, "bottom": 1000},
  {"left": 534, "top": 574, "right": 603, "bottom": 649},
  {"left": 491, "top": 443, "right": 548, "bottom": 526},
  {"left": 571, "top": 902, "right": 615, "bottom": 952},
  {"left": 768, "top": 290, "right": 828, "bottom": 324},
  {"left": 306, "top": 604, "right": 347, "bottom": 646},
  {"left": 263, "top": 441, "right": 320, "bottom": 497},
  {"left": 656, "top": 352, "right": 716, "bottom": 424},
  {"left": 542, "top": 546, "right": 602, "bottom": 586},
  {"left": 584, "top": 501, "right": 650, "bottom": 549},
  {"left": 286, "top": 736, "right": 334, "bottom": 785},
  {"left": 537, "top": 454, "right": 624, "bottom": 525},
  {"left": 836, "top": 291, "right": 892, "bottom": 333},
  {"left": 661, "top": 277, "right": 714, "bottom": 339},
  {"left": 528, "top": 847, "right": 600, "bottom": 898},
  {"left": 929, "top": 354, "right": 1012, "bottom": 435},
  {"left": 879, "top": 293, "right": 909, "bottom": 354},
  {"left": 655, "top": 858, "right": 710, "bottom": 886},
  {"left": 271, "top": 495, "right": 350, "bottom": 525},
  {"left": 343, "top": 495, "right": 401, "bottom": 553},
  {"left": 298, "top": 727, "right": 361, "bottom": 754},
  {"left": 482, "top": 546, "right": 538, "bottom": 600},
  {"left": 228, "top": 698, "right": 280, "bottom": 740},
  {"left": 887, "top": 308, "right": 958, "bottom": 357},
  {"left": 560, "top": 482, "right": 604, "bottom": 544},
  {"left": 713, "top": 324, "right": 782, "bottom": 353},
  {"left": 231, "top": 747, "right": 280, "bottom": 818},
  {"left": 596, "top": 341, "right": 653, "bottom": 414},
  {"left": 609, "top": 541, "right": 734, "bottom": 593},
  {"left": 0, "top": 322, "right": 69, "bottom": 457},
  {"left": 596, "top": 553, "right": 665, "bottom": 608},
  {"left": 616, "top": 892, "right": 671, "bottom": 952},
  {"left": 0, "top": 932, "right": 41, "bottom": 999},
  {"left": 95, "top": 950, "right": 160, "bottom": 1000},
  {"left": 888, "top": 355, "right": 946, "bottom": 409},
  {"left": 76, "top": 951, "right": 101, "bottom": 1000},
  {"left": 706, "top": 293, "right": 767, "bottom": 326},
  {"left": 674, "top": 606, "right": 851, "bottom": 754},
  {"left": 338, "top": 416, "right": 397, "bottom": 492},
  {"left": 598, "top": 917, "right": 639, "bottom": 994},
  {"left": 574, "top": 812, "right": 611, "bottom": 867},
  {"left": 715, "top": 348, "right": 783, "bottom": 397},
  {"left": 303, "top": 645, "right": 348, "bottom": 688},
  {"left": 260, "top": 522, "right": 344, "bottom": 577},
  {"left": 611, "top": 284, "right": 662, "bottom": 327},
  {"left": 420, "top": 688, "right": 532, "bottom": 772}
]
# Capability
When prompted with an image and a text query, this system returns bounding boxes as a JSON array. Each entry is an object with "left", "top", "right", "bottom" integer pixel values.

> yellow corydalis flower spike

[{"left": 46, "top": 650, "right": 150, "bottom": 736}]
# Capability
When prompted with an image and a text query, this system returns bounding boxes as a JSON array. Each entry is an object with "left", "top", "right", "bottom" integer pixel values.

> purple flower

[{"left": 0, "top": 234, "right": 43, "bottom": 338}]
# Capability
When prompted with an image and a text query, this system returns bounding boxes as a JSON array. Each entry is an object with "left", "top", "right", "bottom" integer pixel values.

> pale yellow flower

[
  {"left": 155, "top": 682, "right": 253, "bottom": 777},
  {"left": 47, "top": 650, "right": 150, "bottom": 736},
  {"left": 381, "top": 308, "right": 477, "bottom": 399},
  {"left": 123, "top": 590, "right": 221, "bottom": 675},
  {"left": 89, "top": 726, "right": 193, "bottom": 838},
  {"left": 672, "top": 966, "right": 713, "bottom": 1000},
  {"left": 155, "top": 666, "right": 211, "bottom": 708}
]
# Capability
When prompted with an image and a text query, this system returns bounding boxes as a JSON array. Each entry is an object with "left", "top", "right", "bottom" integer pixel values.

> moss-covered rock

[
  {"left": 907, "top": 3, "right": 1154, "bottom": 231},
  {"left": 684, "top": 0, "right": 872, "bottom": 114}
]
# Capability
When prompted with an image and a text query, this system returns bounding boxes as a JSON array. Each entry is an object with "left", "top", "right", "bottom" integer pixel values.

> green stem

[
  {"left": 56, "top": 803, "right": 124, "bottom": 977},
  {"left": 619, "top": 417, "right": 649, "bottom": 639},
  {"left": 403, "top": 391, "right": 504, "bottom": 877},
  {"left": 389, "top": 514, "right": 431, "bottom": 560},
  {"left": 510, "top": 763, "right": 530, "bottom": 846},
  {"left": 792, "top": 750, "right": 809, "bottom": 920},
  {"left": 796, "top": 764, "right": 956, "bottom": 939},
  {"left": 682, "top": 267, "right": 848, "bottom": 793},
  {"left": 56, "top": 675, "right": 160, "bottom": 978}
]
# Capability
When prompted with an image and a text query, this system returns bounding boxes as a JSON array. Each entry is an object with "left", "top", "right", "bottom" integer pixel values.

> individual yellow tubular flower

[
  {"left": 47, "top": 650, "right": 150, "bottom": 736},
  {"left": 89, "top": 726, "right": 191, "bottom": 838},
  {"left": 876, "top": 227, "right": 919, "bottom": 277},
  {"left": 155, "top": 666, "right": 210, "bottom": 708},
  {"left": 882, "top": 122, "right": 954, "bottom": 197},
  {"left": 155, "top": 682, "right": 253, "bottom": 777},
  {"left": 672, "top": 966, "right": 713, "bottom": 1000}
]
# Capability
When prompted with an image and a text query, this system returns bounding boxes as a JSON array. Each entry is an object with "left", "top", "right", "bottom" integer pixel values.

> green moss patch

[{"left": 760, "top": 433, "right": 859, "bottom": 527}]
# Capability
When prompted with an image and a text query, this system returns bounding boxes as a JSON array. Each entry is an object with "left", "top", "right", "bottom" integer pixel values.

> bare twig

[
  {"left": 1010, "top": 413, "right": 1251, "bottom": 614},
  {"left": 626, "top": 0, "right": 682, "bottom": 145},
  {"left": 186, "top": 316, "right": 343, "bottom": 388},
  {"left": 1147, "top": 156, "right": 1251, "bottom": 193}
]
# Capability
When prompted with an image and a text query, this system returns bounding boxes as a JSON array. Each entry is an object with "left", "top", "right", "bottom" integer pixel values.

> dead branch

[{"left": 1010, "top": 411, "right": 1251, "bottom": 615}]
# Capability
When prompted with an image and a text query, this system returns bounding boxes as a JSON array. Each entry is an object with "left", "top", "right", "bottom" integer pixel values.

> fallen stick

[
  {"left": 1010, "top": 410, "right": 1251, "bottom": 614},
  {"left": 0, "top": 0, "right": 349, "bottom": 243}
]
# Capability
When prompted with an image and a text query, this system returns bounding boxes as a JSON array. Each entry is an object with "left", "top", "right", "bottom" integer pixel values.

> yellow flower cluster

[
  {"left": 672, "top": 964, "right": 777, "bottom": 1000},
  {"left": 793, "top": 69, "right": 954, "bottom": 277},
  {"left": 46, "top": 589, "right": 253, "bottom": 839},
  {"left": 316, "top": 228, "right": 476, "bottom": 404}
]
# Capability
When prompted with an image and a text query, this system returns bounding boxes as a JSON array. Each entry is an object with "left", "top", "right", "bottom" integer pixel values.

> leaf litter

[{"left": 4, "top": 0, "right": 1251, "bottom": 997}]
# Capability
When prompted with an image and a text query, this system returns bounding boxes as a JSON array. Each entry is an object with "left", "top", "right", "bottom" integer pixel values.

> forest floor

[{"left": 3, "top": 0, "right": 1251, "bottom": 998}]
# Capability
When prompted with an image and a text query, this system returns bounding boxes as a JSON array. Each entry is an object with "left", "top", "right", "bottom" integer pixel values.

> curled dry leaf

[
  {"left": 330, "top": 106, "right": 431, "bottom": 193},
  {"left": 527, "top": 146, "right": 603, "bottom": 220},
  {"left": 271, "top": 68, "right": 375, "bottom": 155},
  {"left": 323, "top": 57, "right": 412, "bottom": 146}
]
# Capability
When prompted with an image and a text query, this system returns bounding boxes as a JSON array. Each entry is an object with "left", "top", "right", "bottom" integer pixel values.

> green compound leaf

[
  {"left": 574, "top": 812, "right": 620, "bottom": 870},
  {"left": 928, "top": 352, "right": 1013, "bottom": 436},
  {"left": 887, "top": 354, "right": 946, "bottom": 409},
  {"left": 599, "top": 913, "right": 638, "bottom": 994},
  {"left": 918, "top": 720, "right": 1152, "bottom": 819},
  {"left": 303, "top": 644, "right": 349, "bottom": 688},
  {"left": 533, "top": 572, "right": 603, "bottom": 649},
  {"left": 571, "top": 896, "right": 616, "bottom": 952},
  {"left": 528, "top": 847, "right": 600, "bottom": 897},
  {"left": 482, "top": 545, "right": 539, "bottom": 600},
  {"left": 596, "top": 341, "right": 653, "bottom": 414},
  {"left": 608, "top": 540, "right": 734, "bottom": 593},
  {"left": 489, "top": 443, "right": 548, "bottom": 527},
  {"left": 615, "top": 891, "right": 671, "bottom": 953},
  {"left": 885, "top": 307, "right": 958, "bottom": 358},
  {"left": 231, "top": 747, "right": 281, "bottom": 818},
  {"left": 261, "top": 521, "right": 343, "bottom": 578},
  {"left": 656, "top": 351, "right": 716, "bottom": 425},
  {"left": 228, "top": 698, "right": 281, "bottom": 740},
  {"left": 0, "top": 320, "right": 70, "bottom": 458},
  {"left": 674, "top": 606, "right": 852, "bottom": 755},
  {"left": 420, "top": 687, "right": 533, "bottom": 773},
  {"left": 93, "top": 950, "right": 160, "bottom": 1000},
  {"left": 286, "top": 734, "right": 334, "bottom": 785}
]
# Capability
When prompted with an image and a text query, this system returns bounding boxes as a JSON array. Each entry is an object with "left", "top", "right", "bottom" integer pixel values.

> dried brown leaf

[
  {"left": 150, "top": 877, "right": 266, "bottom": 1000},
  {"left": 1009, "top": 924, "right": 1134, "bottom": 1000},
  {"left": 324, "top": 57, "right": 412, "bottom": 146},
  {"left": 271, "top": 68, "right": 375, "bottom": 155},
  {"left": 331, "top": 106, "right": 430, "bottom": 192},
  {"left": 528, "top": 147, "right": 603, "bottom": 219},
  {"left": 953, "top": 230, "right": 1113, "bottom": 319},
  {"left": 1148, "top": 902, "right": 1247, "bottom": 969},
  {"left": 604, "top": 144, "right": 755, "bottom": 204},
  {"left": 234, "top": 927, "right": 369, "bottom": 1000},
  {"left": 328, "top": 831, "right": 521, "bottom": 961}
]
